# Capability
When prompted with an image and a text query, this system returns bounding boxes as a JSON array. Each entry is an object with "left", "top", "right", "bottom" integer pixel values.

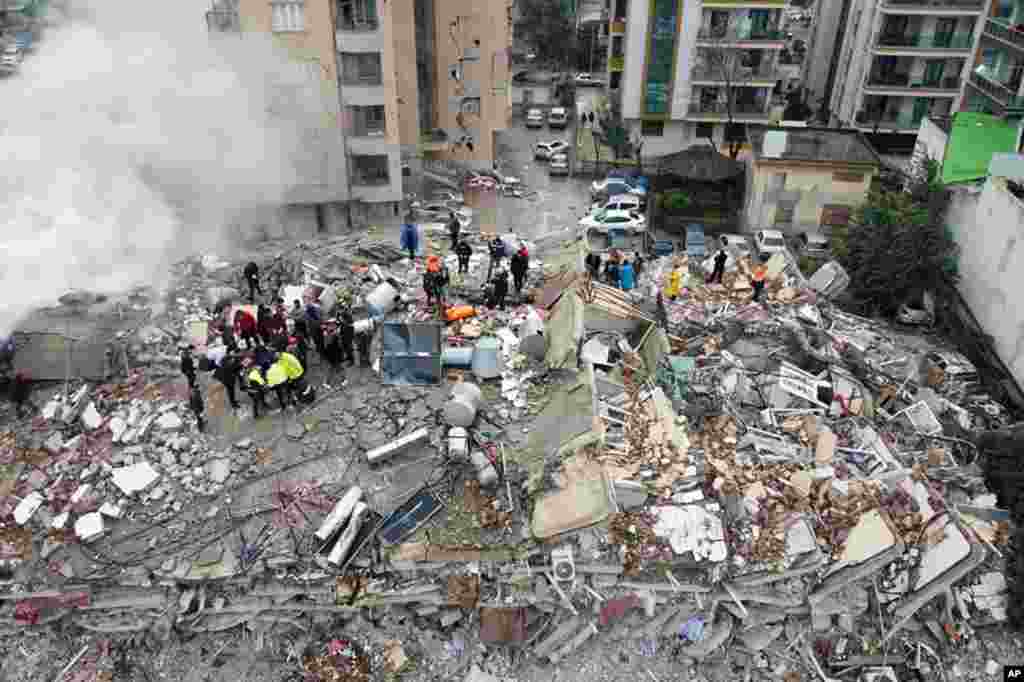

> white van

[
  {"left": 548, "top": 107, "right": 568, "bottom": 129},
  {"left": 591, "top": 194, "right": 642, "bottom": 214}
]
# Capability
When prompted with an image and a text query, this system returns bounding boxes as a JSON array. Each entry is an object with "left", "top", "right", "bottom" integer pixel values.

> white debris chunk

[
  {"left": 206, "top": 459, "right": 230, "bottom": 485},
  {"left": 51, "top": 511, "right": 70, "bottom": 529},
  {"left": 75, "top": 512, "right": 106, "bottom": 543},
  {"left": 70, "top": 484, "right": 92, "bottom": 504},
  {"left": 41, "top": 398, "right": 61, "bottom": 420},
  {"left": 81, "top": 402, "right": 103, "bottom": 430},
  {"left": 111, "top": 462, "right": 161, "bottom": 496},
  {"left": 99, "top": 502, "right": 124, "bottom": 518},
  {"left": 108, "top": 416, "right": 128, "bottom": 442},
  {"left": 156, "top": 412, "right": 184, "bottom": 431},
  {"left": 14, "top": 492, "right": 44, "bottom": 525}
]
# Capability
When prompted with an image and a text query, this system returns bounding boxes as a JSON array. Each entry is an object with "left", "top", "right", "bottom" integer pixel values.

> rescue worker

[
  {"left": 510, "top": 245, "right": 529, "bottom": 296},
  {"left": 305, "top": 300, "right": 325, "bottom": 362},
  {"left": 243, "top": 261, "right": 262, "bottom": 302},
  {"left": 189, "top": 385, "right": 206, "bottom": 433},
  {"left": 489, "top": 269, "right": 509, "bottom": 311},
  {"left": 455, "top": 240, "right": 472, "bottom": 275},
  {"left": 180, "top": 344, "right": 197, "bottom": 389},
  {"left": 234, "top": 308, "right": 259, "bottom": 349},
  {"left": 585, "top": 252, "right": 601, "bottom": 279},
  {"left": 751, "top": 264, "right": 767, "bottom": 302},
  {"left": 288, "top": 299, "right": 304, "bottom": 323},
  {"left": 487, "top": 236, "right": 506, "bottom": 281},
  {"left": 664, "top": 263, "right": 683, "bottom": 301},
  {"left": 277, "top": 350, "right": 305, "bottom": 402},
  {"left": 265, "top": 360, "right": 291, "bottom": 411},
  {"left": 710, "top": 249, "right": 728, "bottom": 284},
  {"left": 339, "top": 310, "right": 356, "bottom": 367},
  {"left": 243, "top": 361, "right": 268, "bottom": 418},
  {"left": 214, "top": 352, "right": 240, "bottom": 410},
  {"left": 619, "top": 259, "right": 636, "bottom": 291},
  {"left": 447, "top": 211, "right": 461, "bottom": 249},
  {"left": 604, "top": 258, "right": 620, "bottom": 287},
  {"left": 400, "top": 214, "right": 419, "bottom": 262}
]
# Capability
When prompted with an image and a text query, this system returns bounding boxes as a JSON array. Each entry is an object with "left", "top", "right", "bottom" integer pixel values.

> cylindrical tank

[
  {"left": 443, "top": 382, "right": 482, "bottom": 427},
  {"left": 442, "top": 346, "right": 474, "bottom": 367},
  {"left": 448, "top": 426, "right": 469, "bottom": 458},
  {"left": 471, "top": 337, "right": 504, "bottom": 380},
  {"left": 470, "top": 450, "right": 498, "bottom": 487},
  {"left": 365, "top": 282, "right": 399, "bottom": 319}
]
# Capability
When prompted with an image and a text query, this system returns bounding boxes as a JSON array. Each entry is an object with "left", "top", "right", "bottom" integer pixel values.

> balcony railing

[
  {"left": 697, "top": 27, "right": 786, "bottom": 41},
  {"left": 876, "top": 31, "right": 973, "bottom": 49},
  {"left": 691, "top": 65, "right": 782, "bottom": 82},
  {"left": 882, "top": 0, "right": 984, "bottom": 9},
  {"left": 971, "top": 67, "right": 1024, "bottom": 102},
  {"left": 854, "top": 110, "right": 926, "bottom": 129},
  {"left": 688, "top": 101, "right": 770, "bottom": 117},
  {"left": 205, "top": 9, "right": 240, "bottom": 32},
  {"left": 337, "top": 17, "right": 379, "bottom": 31},
  {"left": 985, "top": 18, "right": 1024, "bottom": 52},
  {"left": 340, "top": 72, "right": 383, "bottom": 86},
  {"left": 866, "top": 74, "right": 961, "bottom": 89}
]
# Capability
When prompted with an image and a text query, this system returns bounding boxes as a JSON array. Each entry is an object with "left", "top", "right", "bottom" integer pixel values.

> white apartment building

[
  {"left": 804, "top": 0, "right": 989, "bottom": 134},
  {"left": 962, "top": 0, "right": 1024, "bottom": 117},
  {"left": 607, "top": 0, "right": 788, "bottom": 157}
]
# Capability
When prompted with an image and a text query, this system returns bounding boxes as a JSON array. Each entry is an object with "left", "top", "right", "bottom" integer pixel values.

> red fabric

[{"left": 234, "top": 310, "right": 257, "bottom": 334}]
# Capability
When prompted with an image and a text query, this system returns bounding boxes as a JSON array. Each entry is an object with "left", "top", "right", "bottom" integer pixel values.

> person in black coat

[
  {"left": 214, "top": 354, "right": 240, "bottom": 410},
  {"left": 510, "top": 247, "right": 529, "bottom": 295},
  {"left": 487, "top": 236, "right": 506, "bottom": 281},
  {"left": 180, "top": 345, "right": 197, "bottom": 389},
  {"left": 322, "top": 322, "right": 343, "bottom": 374},
  {"left": 455, "top": 240, "right": 472, "bottom": 275},
  {"left": 489, "top": 269, "right": 509, "bottom": 310},
  {"left": 710, "top": 249, "right": 728, "bottom": 284},
  {"left": 604, "top": 259, "right": 620, "bottom": 287},
  {"left": 447, "top": 212, "right": 461, "bottom": 249},
  {"left": 189, "top": 386, "right": 206, "bottom": 432},
  {"left": 585, "top": 252, "right": 601, "bottom": 279},
  {"left": 339, "top": 310, "right": 356, "bottom": 366},
  {"left": 243, "top": 261, "right": 261, "bottom": 302}
]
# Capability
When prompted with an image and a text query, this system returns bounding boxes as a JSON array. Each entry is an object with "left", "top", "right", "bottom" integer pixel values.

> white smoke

[{"left": 0, "top": 0, "right": 332, "bottom": 334}]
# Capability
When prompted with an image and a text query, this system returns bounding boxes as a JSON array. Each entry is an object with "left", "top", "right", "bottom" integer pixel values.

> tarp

[
  {"left": 545, "top": 291, "right": 586, "bottom": 369},
  {"left": 941, "top": 112, "right": 1019, "bottom": 186}
]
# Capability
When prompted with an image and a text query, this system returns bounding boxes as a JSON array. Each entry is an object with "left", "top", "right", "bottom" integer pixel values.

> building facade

[
  {"left": 962, "top": 0, "right": 1024, "bottom": 116},
  {"left": 806, "top": 0, "right": 989, "bottom": 135},
  {"left": 607, "top": 0, "right": 787, "bottom": 158}
]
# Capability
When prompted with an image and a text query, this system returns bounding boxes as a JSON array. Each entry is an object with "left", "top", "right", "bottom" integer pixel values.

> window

[
  {"left": 340, "top": 52, "right": 382, "bottom": 84},
  {"left": 271, "top": 1, "right": 305, "bottom": 32},
  {"left": 696, "top": 122, "right": 714, "bottom": 139},
  {"left": 641, "top": 120, "right": 664, "bottom": 137},
  {"left": 337, "top": 0, "right": 377, "bottom": 30},
  {"left": 352, "top": 155, "right": 390, "bottom": 185},
  {"left": 768, "top": 172, "right": 787, "bottom": 192},
  {"left": 348, "top": 105, "right": 386, "bottom": 135},
  {"left": 821, "top": 205, "right": 852, "bottom": 227}
]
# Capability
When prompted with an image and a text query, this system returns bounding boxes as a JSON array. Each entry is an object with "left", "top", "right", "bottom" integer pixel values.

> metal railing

[
  {"left": 985, "top": 18, "right": 1024, "bottom": 51},
  {"left": 876, "top": 31, "right": 973, "bottom": 49},
  {"left": 340, "top": 72, "right": 383, "bottom": 86},
  {"left": 697, "top": 27, "right": 785, "bottom": 41},
  {"left": 970, "top": 67, "right": 1024, "bottom": 102},
  {"left": 687, "top": 101, "right": 770, "bottom": 117},
  {"left": 691, "top": 65, "right": 782, "bottom": 82},
  {"left": 883, "top": 0, "right": 984, "bottom": 9},
  {"left": 866, "top": 74, "right": 961, "bottom": 89},
  {"left": 854, "top": 110, "right": 925, "bottom": 128},
  {"left": 337, "top": 17, "right": 379, "bottom": 31}
]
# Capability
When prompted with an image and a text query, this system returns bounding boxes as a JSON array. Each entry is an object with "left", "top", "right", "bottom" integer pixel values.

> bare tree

[{"left": 693, "top": 43, "right": 759, "bottom": 160}]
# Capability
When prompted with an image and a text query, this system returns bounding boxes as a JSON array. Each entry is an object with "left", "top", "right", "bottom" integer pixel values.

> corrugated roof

[
  {"left": 749, "top": 127, "right": 881, "bottom": 166},
  {"left": 940, "top": 112, "right": 1020, "bottom": 185}
]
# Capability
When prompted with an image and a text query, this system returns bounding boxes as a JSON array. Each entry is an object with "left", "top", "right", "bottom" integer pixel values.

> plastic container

[
  {"left": 471, "top": 337, "right": 504, "bottom": 380},
  {"left": 365, "top": 282, "right": 399, "bottom": 319},
  {"left": 443, "top": 382, "right": 482, "bottom": 427},
  {"left": 442, "top": 346, "right": 474, "bottom": 367},
  {"left": 445, "top": 305, "right": 476, "bottom": 322}
]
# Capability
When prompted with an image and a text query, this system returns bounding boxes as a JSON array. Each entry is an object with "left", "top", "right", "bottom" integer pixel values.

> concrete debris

[
  {"left": 74, "top": 512, "right": 105, "bottom": 542},
  {"left": 13, "top": 492, "right": 44, "bottom": 525},
  {"left": 80, "top": 402, "right": 103, "bottom": 430},
  {"left": 111, "top": 462, "right": 161, "bottom": 496},
  {"left": 156, "top": 412, "right": 183, "bottom": 431}
]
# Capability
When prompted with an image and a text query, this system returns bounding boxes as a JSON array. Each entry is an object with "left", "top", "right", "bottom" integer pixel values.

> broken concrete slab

[
  {"left": 533, "top": 616, "right": 583, "bottom": 659},
  {"left": 613, "top": 480, "right": 648, "bottom": 510},
  {"left": 81, "top": 402, "right": 103, "bottom": 431},
  {"left": 13, "top": 492, "right": 44, "bottom": 525},
  {"left": 75, "top": 512, "right": 105, "bottom": 542},
  {"left": 111, "top": 462, "right": 161, "bottom": 496},
  {"left": 841, "top": 509, "right": 897, "bottom": 564},
  {"left": 206, "top": 459, "right": 230, "bottom": 485},
  {"left": 531, "top": 474, "right": 614, "bottom": 539},
  {"left": 156, "top": 412, "right": 183, "bottom": 432}
]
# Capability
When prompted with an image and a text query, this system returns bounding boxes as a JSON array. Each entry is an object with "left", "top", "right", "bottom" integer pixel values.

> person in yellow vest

[
  {"left": 664, "top": 263, "right": 683, "bottom": 301},
  {"left": 265, "top": 360, "right": 291, "bottom": 411},
  {"left": 277, "top": 351, "right": 304, "bottom": 403},
  {"left": 751, "top": 264, "right": 768, "bottom": 302},
  {"left": 243, "top": 361, "right": 268, "bottom": 418}
]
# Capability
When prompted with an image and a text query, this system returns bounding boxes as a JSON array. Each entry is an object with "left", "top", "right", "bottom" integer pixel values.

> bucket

[
  {"left": 472, "top": 337, "right": 504, "bottom": 380},
  {"left": 442, "top": 346, "right": 474, "bottom": 367},
  {"left": 365, "top": 282, "right": 399, "bottom": 319},
  {"left": 448, "top": 426, "right": 469, "bottom": 457},
  {"left": 443, "top": 382, "right": 482, "bottom": 427}
]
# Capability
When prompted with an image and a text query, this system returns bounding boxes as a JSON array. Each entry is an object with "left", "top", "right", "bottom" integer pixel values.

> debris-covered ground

[{"left": 1, "top": 216, "right": 1023, "bottom": 682}]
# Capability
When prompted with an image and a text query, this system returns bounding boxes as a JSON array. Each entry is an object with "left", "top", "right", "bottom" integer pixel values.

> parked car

[
  {"left": 549, "top": 153, "right": 570, "bottom": 176},
  {"left": 792, "top": 230, "right": 830, "bottom": 258},
  {"left": 413, "top": 202, "right": 472, "bottom": 228},
  {"left": 574, "top": 72, "right": 604, "bottom": 87},
  {"left": 548, "top": 107, "right": 569, "bottom": 129},
  {"left": 430, "top": 190, "right": 464, "bottom": 205},
  {"left": 535, "top": 140, "right": 570, "bottom": 160},
  {"left": 579, "top": 209, "right": 646, "bottom": 232},
  {"left": 525, "top": 108, "right": 544, "bottom": 128},
  {"left": 718, "top": 233, "right": 753, "bottom": 259},
  {"left": 754, "top": 229, "right": 787, "bottom": 260},
  {"left": 686, "top": 223, "right": 707, "bottom": 259},
  {"left": 591, "top": 194, "right": 642, "bottom": 215},
  {"left": 591, "top": 176, "right": 647, "bottom": 200},
  {"left": 0, "top": 45, "right": 22, "bottom": 73}
]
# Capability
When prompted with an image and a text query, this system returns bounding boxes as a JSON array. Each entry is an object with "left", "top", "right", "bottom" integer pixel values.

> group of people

[
  {"left": 416, "top": 231, "right": 531, "bottom": 315},
  {"left": 585, "top": 251, "right": 642, "bottom": 292}
]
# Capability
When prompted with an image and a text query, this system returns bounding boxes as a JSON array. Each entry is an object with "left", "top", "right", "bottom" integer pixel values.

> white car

[
  {"left": 579, "top": 209, "right": 646, "bottom": 232},
  {"left": 591, "top": 194, "right": 641, "bottom": 214},
  {"left": 590, "top": 177, "right": 646, "bottom": 201},
  {"left": 548, "top": 107, "right": 569, "bottom": 129},
  {"left": 525, "top": 108, "right": 544, "bottom": 128},
  {"left": 574, "top": 72, "right": 604, "bottom": 87},
  {"left": 430, "top": 190, "right": 464, "bottom": 205},
  {"left": 413, "top": 202, "right": 473, "bottom": 228},
  {"left": 549, "top": 153, "right": 569, "bottom": 176},
  {"left": 0, "top": 45, "right": 21, "bottom": 73},
  {"left": 535, "top": 140, "right": 569, "bottom": 160},
  {"left": 754, "top": 229, "right": 787, "bottom": 260}
]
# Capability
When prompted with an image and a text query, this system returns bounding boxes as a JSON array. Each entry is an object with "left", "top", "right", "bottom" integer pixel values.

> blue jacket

[
  {"left": 619, "top": 263, "right": 635, "bottom": 291},
  {"left": 400, "top": 223, "right": 419, "bottom": 254}
]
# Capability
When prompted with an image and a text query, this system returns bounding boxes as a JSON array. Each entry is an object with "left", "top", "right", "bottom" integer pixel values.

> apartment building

[
  {"left": 962, "top": 0, "right": 1024, "bottom": 116},
  {"left": 607, "top": 0, "right": 787, "bottom": 157},
  {"left": 805, "top": 0, "right": 989, "bottom": 135},
  {"left": 392, "top": 0, "right": 513, "bottom": 169}
]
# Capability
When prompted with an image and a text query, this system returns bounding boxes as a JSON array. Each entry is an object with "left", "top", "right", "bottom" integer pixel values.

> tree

[
  {"left": 693, "top": 44, "right": 756, "bottom": 160},
  {"left": 833, "top": 160, "right": 959, "bottom": 317},
  {"left": 515, "top": 0, "right": 577, "bottom": 67},
  {"left": 596, "top": 96, "right": 636, "bottom": 162}
]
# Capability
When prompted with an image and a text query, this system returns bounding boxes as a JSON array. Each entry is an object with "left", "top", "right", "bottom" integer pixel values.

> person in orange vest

[{"left": 751, "top": 264, "right": 768, "bottom": 302}]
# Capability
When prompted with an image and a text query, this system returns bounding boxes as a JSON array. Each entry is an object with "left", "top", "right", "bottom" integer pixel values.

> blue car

[{"left": 685, "top": 223, "right": 706, "bottom": 259}]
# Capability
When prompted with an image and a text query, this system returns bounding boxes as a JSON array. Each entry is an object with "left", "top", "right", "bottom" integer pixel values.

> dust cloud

[{"left": 0, "top": 0, "right": 331, "bottom": 334}]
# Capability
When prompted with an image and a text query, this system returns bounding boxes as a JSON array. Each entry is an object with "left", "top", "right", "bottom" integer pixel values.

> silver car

[{"left": 549, "top": 153, "right": 569, "bottom": 176}]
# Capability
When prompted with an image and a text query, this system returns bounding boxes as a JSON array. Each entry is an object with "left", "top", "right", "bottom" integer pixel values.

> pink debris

[{"left": 599, "top": 594, "right": 641, "bottom": 627}]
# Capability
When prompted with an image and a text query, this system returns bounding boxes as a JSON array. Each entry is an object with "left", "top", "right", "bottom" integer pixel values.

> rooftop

[
  {"left": 749, "top": 126, "right": 882, "bottom": 166},
  {"left": 940, "top": 112, "right": 1020, "bottom": 185}
]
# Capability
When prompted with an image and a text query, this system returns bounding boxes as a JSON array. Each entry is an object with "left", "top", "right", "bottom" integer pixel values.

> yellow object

[
  {"left": 278, "top": 352, "right": 304, "bottom": 380},
  {"left": 266, "top": 362, "right": 288, "bottom": 388},
  {"left": 247, "top": 368, "right": 265, "bottom": 386},
  {"left": 664, "top": 268, "right": 682, "bottom": 298}
]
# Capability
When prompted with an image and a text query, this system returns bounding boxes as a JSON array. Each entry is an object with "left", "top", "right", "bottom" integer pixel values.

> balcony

[
  {"left": 969, "top": 67, "right": 1024, "bottom": 105},
  {"left": 205, "top": 9, "right": 240, "bottom": 32},
  {"left": 696, "top": 27, "right": 787, "bottom": 45},
  {"left": 686, "top": 101, "right": 771, "bottom": 120},
  {"left": 985, "top": 18, "right": 1024, "bottom": 52},
  {"left": 691, "top": 64, "right": 782, "bottom": 85},
  {"left": 864, "top": 73, "right": 961, "bottom": 92},
  {"left": 881, "top": 0, "right": 984, "bottom": 13},
  {"left": 854, "top": 110, "right": 925, "bottom": 130},
  {"left": 875, "top": 31, "right": 973, "bottom": 51},
  {"left": 336, "top": 0, "right": 379, "bottom": 31}
]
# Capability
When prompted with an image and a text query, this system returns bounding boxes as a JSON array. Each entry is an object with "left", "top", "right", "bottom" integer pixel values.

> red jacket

[{"left": 234, "top": 310, "right": 257, "bottom": 335}]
